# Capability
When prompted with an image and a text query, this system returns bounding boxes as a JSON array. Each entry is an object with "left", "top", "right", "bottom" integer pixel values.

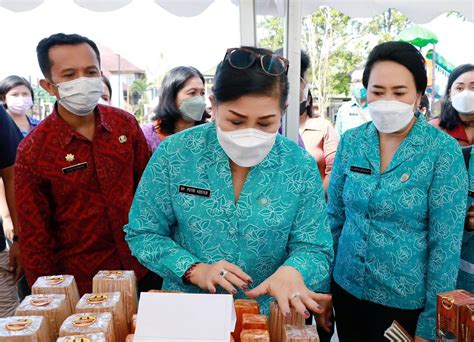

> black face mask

[{"left": 300, "top": 101, "right": 308, "bottom": 116}]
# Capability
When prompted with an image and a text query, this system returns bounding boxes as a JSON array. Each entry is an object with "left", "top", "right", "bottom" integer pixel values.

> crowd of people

[{"left": 0, "top": 32, "right": 473, "bottom": 342}]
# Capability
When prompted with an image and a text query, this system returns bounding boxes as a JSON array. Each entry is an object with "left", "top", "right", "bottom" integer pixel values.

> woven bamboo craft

[
  {"left": 92, "top": 271, "right": 138, "bottom": 327},
  {"left": 0, "top": 316, "right": 49, "bottom": 341},
  {"left": 240, "top": 329, "right": 270, "bottom": 342},
  {"left": 56, "top": 332, "right": 106, "bottom": 341},
  {"left": 283, "top": 325, "right": 319, "bottom": 342},
  {"left": 15, "top": 294, "right": 70, "bottom": 340},
  {"left": 233, "top": 299, "right": 260, "bottom": 342},
  {"left": 32, "top": 275, "right": 80, "bottom": 314},
  {"left": 59, "top": 312, "right": 115, "bottom": 342},
  {"left": 75, "top": 292, "right": 127, "bottom": 342},
  {"left": 269, "top": 302, "right": 304, "bottom": 342}
]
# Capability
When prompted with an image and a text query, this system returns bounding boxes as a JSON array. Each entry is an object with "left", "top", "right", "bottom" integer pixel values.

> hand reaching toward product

[
  {"left": 188, "top": 260, "right": 253, "bottom": 294},
  {"left": 244, "top": 266, "right": 332, "bottom": 320}
]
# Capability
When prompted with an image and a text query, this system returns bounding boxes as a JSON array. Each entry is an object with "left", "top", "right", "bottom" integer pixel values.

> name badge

[
  {"left": 469, "top": 190, "right": 474, "bottom": 197},
  {"left": 179, "top": 185, "right": 211, "bottom": 198},
  {"left": 62, "top": 162, "right": 88, "bottom": 174},
  {"left": 350, "top": 166, "right": 372, "bottom": 175}
]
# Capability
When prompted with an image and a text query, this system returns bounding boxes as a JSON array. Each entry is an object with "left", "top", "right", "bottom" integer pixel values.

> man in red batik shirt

[{"left": 15, "top": 33, "right": 161, "bottom": 294}]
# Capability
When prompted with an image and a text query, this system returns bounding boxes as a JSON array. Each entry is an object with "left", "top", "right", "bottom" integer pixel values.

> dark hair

[
  {"left": 439, "top": 64, "right": 474, "bottom": 130},
  {"left": 153, "top": 66, "right": 206, "bottom": 135},
  {"left": 214, "top": 46, "right": 289, "bottom": 110},
  {"left": 36, "top": 33, "right": 101, "bottom": 79},
  {"left": 0, "top": 75, "right": 35, "bottom": 108},
  {"left": 362, "top": 41, "right": 427, "bottom": 95},
  {"left": 102, "top": 75, "right": 112, "bottom": 99},
  {"left": 274, "top": 48, "right": 309, "bottom": 79}
]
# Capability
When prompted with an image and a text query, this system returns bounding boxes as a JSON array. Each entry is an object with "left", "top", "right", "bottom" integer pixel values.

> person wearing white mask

[
  {"left": 327, "top": 41, "right": 467, "bottom": 342},
  {"left": 125, "top": 46, "right": 333, "bottom": 327},
  {"left": 140, "top": 66, "right": 208, "bottom": 153},
  {"left": 14, "top": 33, "right": 162, "bottom": 296},
  {"left": 0, "top": 76, "right": 39, "bottom": 137},
  {"left": 430, "top": 64, "right": 474, "bottom": 146}
]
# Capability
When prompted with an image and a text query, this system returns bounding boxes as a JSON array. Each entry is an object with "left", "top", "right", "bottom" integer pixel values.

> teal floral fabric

[
  {"left": 124, "top": 123, "right": 333, "bottom": 312},
  {"left": 457, "top": 147, "right": 474, "bottom": 293},
  {"left": 327, "top": 114, "right": 467, "bottom": 340}
]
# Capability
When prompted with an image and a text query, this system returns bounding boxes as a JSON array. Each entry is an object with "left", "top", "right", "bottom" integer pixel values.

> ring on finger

[
  {"left": 290, "top": 292, "right": 301, "bottom": 299},
  {"left": 219, "top": 269, "right": 229, "bottom": 277}
]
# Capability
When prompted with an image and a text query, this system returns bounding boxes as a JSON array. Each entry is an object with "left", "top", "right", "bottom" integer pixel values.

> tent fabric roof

[{"left": 1, "top": 0, "right": 472, "bottom": 23}]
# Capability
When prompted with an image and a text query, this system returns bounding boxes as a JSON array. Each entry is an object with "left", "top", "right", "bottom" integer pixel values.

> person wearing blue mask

[
  {"left": 141, "top": 66, "right": 209, "bottom": 153},
  {"left": 125, "top": 46, "right": 333, "bottom": 326},
  {"left": 327, "top": 41, "right": 467, "bottom": 341},
  {"left": 335, "top": 68, "right": 371, "bottom": 136}
]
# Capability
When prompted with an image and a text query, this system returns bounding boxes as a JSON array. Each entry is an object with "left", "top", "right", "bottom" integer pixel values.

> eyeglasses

[{"left": 224, "top": 47, "right": 289, "bottom": 76}]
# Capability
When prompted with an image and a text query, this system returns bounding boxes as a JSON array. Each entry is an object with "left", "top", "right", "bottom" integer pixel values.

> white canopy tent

[{"left": 1, "top": 0, "right": 472, "bottom": 141}]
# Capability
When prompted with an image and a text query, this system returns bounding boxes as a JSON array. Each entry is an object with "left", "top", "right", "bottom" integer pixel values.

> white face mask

[
  {"left": 55, "top": 77, "right": 103, "bottom": 116},
  {"left": 6, "top": 95, "right": 33, "bottom": 116},
  {"left": 368, "top": 100, "right": 415, "bottom": 134},
  {"left": 179, "top": 95, "right": 206, "bottom": 122},
  {"left": 451, "top": 90, "right": 474, "bottom": 115},
  {"left": 216, "top": 126, "right": 277, "bottom": 167}
]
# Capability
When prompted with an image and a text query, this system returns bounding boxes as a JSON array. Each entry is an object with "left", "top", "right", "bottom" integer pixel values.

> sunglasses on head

[{"left": 224, "top": 47, "right": 289, "bottom": 76}]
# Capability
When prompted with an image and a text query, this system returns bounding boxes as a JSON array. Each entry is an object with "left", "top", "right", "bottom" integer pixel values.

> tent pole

[
  {"left": 283, "top": 0, "right": 302, "bottom": 143},
  {"left": 239, "top": 0, "right": 256, "bottom": 46}
]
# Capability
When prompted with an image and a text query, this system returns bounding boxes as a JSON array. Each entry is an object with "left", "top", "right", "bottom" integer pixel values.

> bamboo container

[
  {"left": 92, "top": 271, "right": 137, "bottom": 326},
  {"left": 283, "top": 325, "right": 319, "bottom": 342},
  {"left": 242, "top": 314, "right": 268, "bottom": 331},
  {"left": 15, "top": 294, "right": 70, "bottom": 340},
  {"left": 56, "top": 332, "right": 106, "bottom": 341},
  {"left": 32, "top": 275, "right": 80, "bottom": 314},
  {"left": 269, "top": 302, "right": 304, "bottom": 342},
  {"left": 0, "top": 316, "right": 49, "bottom": 341},
  {"left": 75, "top": 292, "right": 127, "bottom": 342},
  {"left": 125, "top": 334, "right": 134, "bottom": 342},
  {"left": 240, "top": 329, "right": 270, "bottom": 342},
  {"left": 233, "top": 299, "right": 260, "bottom": 342},
  {"left": 59, "top": 313, "right": 115, "bottom": 342}
]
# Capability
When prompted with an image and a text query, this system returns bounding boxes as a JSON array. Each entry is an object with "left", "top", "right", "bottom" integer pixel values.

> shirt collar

[{"left": 51, "top": 103, "right": 113, "bottom": 148}]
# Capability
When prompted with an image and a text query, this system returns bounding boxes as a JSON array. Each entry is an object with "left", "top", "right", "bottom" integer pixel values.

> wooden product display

[
  {"left": 92, "top": 271, "right": 138, "bottom": 326},
  {"left": 240, "top": 329, "right": 270, "bottom": 342},
  {"left": 32, "top": 275, "right": 80, "bottom": 314},
  {"left": 0, "top": 316, "right": 49, "bottom": 341},
  {"left": 56, "top": 332, "right": 106, "bottom": 341},
  {"left": 15, "top": 294, "right": 70, "bottom": 340},
  {"left": 460, "top": 303, "right": 474, "bottom": 342},
  {"left": 233, "top": 299, "right": 260, "bottom": 342},
  {"left": 131, "top": 314, "right": 136, "bottom": 334},
  {"left": 125, "top": 334, "right": 134, "bottom": 342},
  {"left": 437, "top": 289, "right": 474, "bottom": 340},
  {"left": 75, "top": 292, "right": 127, "bottom": 342},
  {"left": 242, "top": 314, "right": 268, "bottom": 331},
  {"left": 59, "top": 312, "right": 115, "bottom": 341},
  {"left": 269, "top": 301, "right": 305, "bottom": 342},
  {"left": 283, "top": 325, "right": 319, "bottom": 342}
]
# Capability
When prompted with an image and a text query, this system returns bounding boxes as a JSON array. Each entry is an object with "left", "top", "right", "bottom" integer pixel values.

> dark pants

[
  {"left": 305, "top": 312, "right": 334, "bottom": 342},
  {"left": 137, "top": 271, "right": 163, "bottom": 296},
  {"left": 332, "top": 280, "right": 423, "bottom": 342}
]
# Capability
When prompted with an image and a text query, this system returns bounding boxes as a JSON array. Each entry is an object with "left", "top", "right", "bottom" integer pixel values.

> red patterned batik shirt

[{"left": 15, "top": 104, "right": 151, "bottom": 294}]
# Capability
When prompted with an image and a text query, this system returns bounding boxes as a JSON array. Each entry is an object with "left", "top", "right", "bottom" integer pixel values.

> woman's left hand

[{"left": 245, "top": 266, "right": 331, "bottom": 319}]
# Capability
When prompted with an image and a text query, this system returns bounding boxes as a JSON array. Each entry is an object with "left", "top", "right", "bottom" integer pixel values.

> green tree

[
  {"left": 361, "top": 8, "right": 410, "bottom": 43},
  {"left": 129, "top": 78, "right": 151, "bottom": 123}
]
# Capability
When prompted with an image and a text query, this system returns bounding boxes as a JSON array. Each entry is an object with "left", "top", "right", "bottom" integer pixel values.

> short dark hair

[
  {"left": 0, "top": 75, "right": 35, "bottom": 108},
  {"left": 362, "top": 41, "right": 427, "bottom": 95},
  {"left": 274, "top": 48, "right": 310, "bottom": 79},
  {"left": 102, "top": 75, "right": 112, "bottom": 99},
  {"left": 36, "top": 33, "right": 101, "bottom": 79},
  {"left": 214, "top": 46, "right": 289, "bottom": 110},
  {"left": 439, "top": 63, "right": 474, "bottom": 130},
  {"left": 153, "top": 66, "right": 207, "bottom": 135}
]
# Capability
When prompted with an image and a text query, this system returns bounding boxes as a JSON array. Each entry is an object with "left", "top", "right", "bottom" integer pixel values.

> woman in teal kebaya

[
  {"left": 327, "top": 42, "right": 467, "bottom": 341},
  {"left": 124, "top": 47, "right": 333, "bottom": 326}
]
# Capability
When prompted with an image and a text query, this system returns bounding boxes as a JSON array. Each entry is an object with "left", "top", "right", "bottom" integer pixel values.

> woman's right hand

[{"left": 188, "top": 260, "right": 253, "bottom": 294}]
